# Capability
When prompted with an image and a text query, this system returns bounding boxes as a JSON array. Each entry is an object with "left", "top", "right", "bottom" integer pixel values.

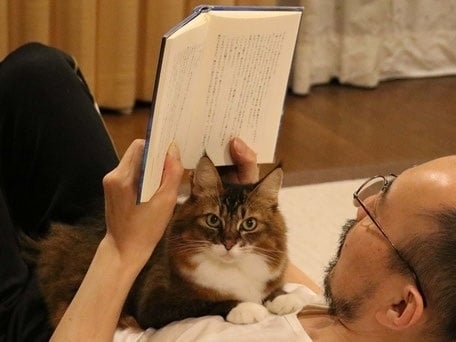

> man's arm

[
  {"left": 284, "top": 262, "right": 322, "bottom": 294},
  {"left": 51, "top": 140, "right": 184, "bottom": 341}
]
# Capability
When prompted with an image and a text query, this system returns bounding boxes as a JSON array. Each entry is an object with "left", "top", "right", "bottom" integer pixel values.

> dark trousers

[{"left": 0, "top": 43, "right": 119, "bottom": 341}]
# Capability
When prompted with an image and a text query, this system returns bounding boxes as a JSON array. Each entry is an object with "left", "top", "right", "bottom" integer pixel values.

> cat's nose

[{"left": 223, "top": 239, "right": 237, "bottom": 251}]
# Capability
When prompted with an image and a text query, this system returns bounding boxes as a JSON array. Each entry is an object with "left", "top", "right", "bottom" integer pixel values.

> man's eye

[{"left": 206, "top": 214, "right": 221, "bottom": 228}]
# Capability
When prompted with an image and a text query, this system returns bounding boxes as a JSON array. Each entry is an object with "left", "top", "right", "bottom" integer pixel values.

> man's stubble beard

[{"left": 323, "top": 219, "right": 366, "bottom": 321}]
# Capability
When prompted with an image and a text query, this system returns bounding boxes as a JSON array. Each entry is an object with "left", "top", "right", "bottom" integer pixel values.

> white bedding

[{"left": 279, "top": 179, "right": 359, "bottom": 287}]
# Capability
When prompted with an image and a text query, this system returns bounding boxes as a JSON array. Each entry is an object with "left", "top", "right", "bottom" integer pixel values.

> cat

[{"left": 24, "top": 156, "right": 305, "bottom": 330}]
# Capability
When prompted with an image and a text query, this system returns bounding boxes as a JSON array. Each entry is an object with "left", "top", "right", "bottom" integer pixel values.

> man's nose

[{"left": 355, "top": 195, "right": 378, "bottom": 221}]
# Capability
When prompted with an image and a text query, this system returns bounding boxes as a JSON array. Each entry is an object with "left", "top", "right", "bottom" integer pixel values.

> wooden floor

[{"left": 103, "top": 76, "right": 456, "bottom": 187}]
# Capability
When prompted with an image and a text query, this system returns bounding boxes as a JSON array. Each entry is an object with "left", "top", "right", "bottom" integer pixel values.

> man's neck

[{"left": 298, "top": 312, "right": 437, "bottom": 341}]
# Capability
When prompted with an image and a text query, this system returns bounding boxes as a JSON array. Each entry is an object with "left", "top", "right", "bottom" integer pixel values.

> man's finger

[
  {"left": 116, "top": 139, "right": 145, "bottom": 176},
  {"left": 230, "top": 138, "right": 259, "bottom": 183},
  {"left": 156, "top": 143, "right": 184, "bottom": 197}
]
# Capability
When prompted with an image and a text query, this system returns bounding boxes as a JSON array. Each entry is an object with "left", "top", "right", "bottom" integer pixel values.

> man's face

[
  {"left": 323, "top": 219, "right": 363, "bottom": 320},
  {"left": 323, "top": 155, "right": 456, "bottom": 323},
  {"left": 323, "top": 215, "right": 389, "bottom": 321},
  {"left": 322, "top": 172, "right": 423, "bottom": 322}
]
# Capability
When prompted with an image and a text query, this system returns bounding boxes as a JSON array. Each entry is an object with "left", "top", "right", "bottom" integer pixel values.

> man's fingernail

[{"left": 167, "top": 142, "right": 180, "bottom": 160}]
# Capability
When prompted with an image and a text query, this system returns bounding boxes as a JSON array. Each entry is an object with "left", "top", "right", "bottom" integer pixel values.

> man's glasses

[{"left": 353, "top": 175, "right": 427, "bottom": 307}]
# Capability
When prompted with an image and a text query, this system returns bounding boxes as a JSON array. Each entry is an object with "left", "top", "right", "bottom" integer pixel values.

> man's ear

[{"left": 376, "top": 285, "right": 425, "bottom": 330}]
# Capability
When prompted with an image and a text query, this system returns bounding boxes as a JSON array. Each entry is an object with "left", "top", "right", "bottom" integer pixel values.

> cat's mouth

[
  {"left": 211, "top": 244, "right": 241, "bottom": 264},
  {"left": 219, "top": 253, "right": 236, "bottom": 263}
]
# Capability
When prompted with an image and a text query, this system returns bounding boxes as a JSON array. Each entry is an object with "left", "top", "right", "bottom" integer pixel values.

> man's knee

[{"left": 1, "top": 42, "right": 75, "bottom": 85}]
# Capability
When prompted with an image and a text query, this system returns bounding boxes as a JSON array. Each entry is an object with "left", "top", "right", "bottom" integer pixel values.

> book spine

[
  {"left": 137, "top": 36, "right": 167, "bottom": 203},
  {"left": 194, "top": 5, "right": 303, "bottom": 13}
]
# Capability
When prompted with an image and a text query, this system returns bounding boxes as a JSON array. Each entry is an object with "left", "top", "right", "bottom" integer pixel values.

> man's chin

[
  {"left": 323, "top": 255, "right": 337, "bottom": 299},
  {"left": 323, "top": 259, "right": 363, "bottom": 321},
  {"left": 323, "top": 261, "right": 337, "bottom": 315}
]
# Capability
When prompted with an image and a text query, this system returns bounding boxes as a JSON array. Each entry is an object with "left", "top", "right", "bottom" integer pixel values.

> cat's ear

[
  {"left": 191, "top": 156, "right": 223, "bottom": 197},
  {"left": 251, "top": 167, "right": 283, "bottom": 204}
]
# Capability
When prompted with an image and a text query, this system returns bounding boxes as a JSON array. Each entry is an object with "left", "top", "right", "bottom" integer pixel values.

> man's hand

[
  {"left": 102, "top": 139, "right": 184, "bottom": 263},
  {"left": 219, "top": 137, "right": 259, "bottom": 184}
]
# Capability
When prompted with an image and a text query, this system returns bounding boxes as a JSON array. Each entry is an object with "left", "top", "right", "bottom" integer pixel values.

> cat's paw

[
  {"left": 265, "top": 293, "right": 305, "bottom": 315},
  {"left": 226, "top": 302, "right": 269, "bottom": 324}
]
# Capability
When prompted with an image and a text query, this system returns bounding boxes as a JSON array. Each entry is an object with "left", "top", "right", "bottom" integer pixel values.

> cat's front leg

[
  {"left": 264, "top": 287, "right": 308, "bottom": 315},
  {"left": 226, "top": 302, "right": 270, "bottom": 324}
]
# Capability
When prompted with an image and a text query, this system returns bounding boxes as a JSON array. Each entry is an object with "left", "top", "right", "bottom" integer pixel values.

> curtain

[
  {"left": 3, "top": 1, "right": 456, "bottom": 109},
  {"left": 0, "top": 0, "right": 276, "bottom": 112},
  {"left": 281, "top": 0, "right": 456, "bottom": 95}
]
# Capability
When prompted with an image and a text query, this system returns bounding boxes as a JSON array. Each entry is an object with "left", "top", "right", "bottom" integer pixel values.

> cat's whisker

[
  {"left": 251, "top": 244, "right": 286, "bottom": 255},
  {"left": 169, "top": 241, "right": 210, "bottom": 256},
  {"left": 169, "top": 239, "right": 211, "bottom": 247},
  {"left": 174, "top": 245, "right": 207, "bottom": 252},
  {"left": 250, "top": 245, "right": 286, "bottom": 263},
  {"left": 166, "top": 235, "right": 210, "bottom": 244}
]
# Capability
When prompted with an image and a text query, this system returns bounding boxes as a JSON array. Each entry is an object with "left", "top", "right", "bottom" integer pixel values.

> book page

[
  {"left": 140, "top": 15, "right": 208, "bottom": 202},
  {"left": 200, "top": 12, "right": 301, "bottom": 166},
  {"left": 139, "top": 8, "right": 302, "bottom": 202}
]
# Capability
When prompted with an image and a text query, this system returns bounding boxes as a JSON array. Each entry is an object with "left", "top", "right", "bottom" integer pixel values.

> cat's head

[{"left": 169, "top": 156, "right": 287, "bottom": 273}]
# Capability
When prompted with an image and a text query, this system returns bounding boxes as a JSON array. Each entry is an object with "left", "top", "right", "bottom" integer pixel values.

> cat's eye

[
  {"left": 206, "top": 214, "right": 221, "bottom": 228},
  {"left": 240, "top": 217, "right": 257, "bottom": 231}
]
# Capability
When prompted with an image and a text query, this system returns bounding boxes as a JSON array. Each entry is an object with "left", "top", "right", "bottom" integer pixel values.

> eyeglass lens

[{"left": 353, "top": 177, "right": 387, "bottom": 206}]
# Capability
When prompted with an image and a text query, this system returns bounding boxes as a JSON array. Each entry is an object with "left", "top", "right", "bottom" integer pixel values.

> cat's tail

[{"left": 18, "top": 231, "right": 41, "bottom": 267}]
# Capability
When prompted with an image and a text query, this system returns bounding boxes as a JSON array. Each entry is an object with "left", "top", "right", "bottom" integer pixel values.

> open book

[{"left": 138, "top": 5, "right": 303, "bottom": 202}]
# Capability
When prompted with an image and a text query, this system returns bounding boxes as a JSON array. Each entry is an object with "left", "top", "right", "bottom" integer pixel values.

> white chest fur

[{"left": 183, "top": 246, "right": 279, "bottom": 303}]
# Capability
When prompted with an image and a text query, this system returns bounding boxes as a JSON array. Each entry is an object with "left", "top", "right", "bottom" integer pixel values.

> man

[
  {"left": 129, "top": 154, "right": 455, "bottom": 341},
  {"left": 2, "top": 43, "right": 453, "bottom": 341},
  {"left": 296, "top": 156, "right": 456, "bottom": 341}
]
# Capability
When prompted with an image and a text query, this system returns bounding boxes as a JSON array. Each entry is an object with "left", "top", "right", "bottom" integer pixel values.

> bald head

[
  {"left": 382, "top": 155, "right": 456, "bottom": 339},
  {"left": 400, "top": 155, "right": 456, "bottom": 202},
  {"left": 376, "top": 156, "right": 456, "bottom": 242}
]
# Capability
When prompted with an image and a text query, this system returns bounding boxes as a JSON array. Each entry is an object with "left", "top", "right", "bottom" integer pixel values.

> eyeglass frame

[{"left": 353, "top": 174, "right": 427, "bottom": 308}]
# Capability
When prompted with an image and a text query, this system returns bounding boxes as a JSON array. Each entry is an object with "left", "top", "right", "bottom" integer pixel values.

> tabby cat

[{"left": 28, "top": 156, "right": 304, "bottom": 329}]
